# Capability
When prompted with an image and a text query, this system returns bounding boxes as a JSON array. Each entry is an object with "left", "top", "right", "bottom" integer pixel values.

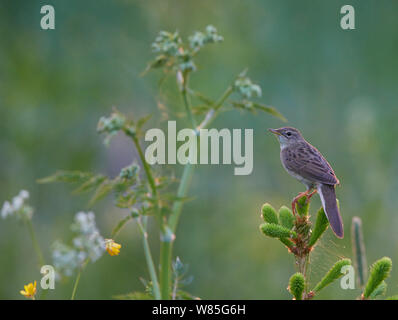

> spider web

[{"left": 306, "top": 231, "right": 350, "bottom": 290}]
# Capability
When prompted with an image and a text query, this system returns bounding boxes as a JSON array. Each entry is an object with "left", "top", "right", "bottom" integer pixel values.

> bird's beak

[{"left": 268, "top": 128, "right": 282, "bottom": 136}]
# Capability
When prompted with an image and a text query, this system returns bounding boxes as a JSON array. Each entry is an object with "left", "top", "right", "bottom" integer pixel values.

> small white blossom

[
  {"left": 52, "top": 211, "right": 105, "bottom": 278},
  {"left": 1, "top": 190, "right": 33, "bottom": 220},
  {"left": 52, "top": 241, "right": 87, "bottom": 278},
  {"left": 1, "top": 201, "right": 12, "bottom": 219}
]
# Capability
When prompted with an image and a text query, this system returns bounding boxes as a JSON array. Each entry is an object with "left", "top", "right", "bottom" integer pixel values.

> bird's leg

[
  {"left": 306, "top": 189, "right": 317, "bottom": 203},
  {"left": 291, "top": 190, "right": 311, "bottom": 215}
]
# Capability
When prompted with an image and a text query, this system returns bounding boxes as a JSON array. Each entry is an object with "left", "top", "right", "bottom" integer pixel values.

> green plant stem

[
  {"left": 159, "top": 76, "right": 232, "bottom": 299},
  {"left": 182, "top": 82, "right": 197, "bottom": 128},
  {"left": 71, "top": 258, "right": 89, "bottom": 300},
  {"left": 130, "top": 133, "right": 165, "bottom": 231},
  {"left": 197, "top": 86, "right": 233, "bottom": 130},
  {"left": 294, "top": 254, "right": 311, "bottom": 298},
  {"left": 168, "top": 163, "right": 195, "bottom": 232},
  {"left": 159, "top": 71, "right": 198, "bottom": 300},
  {"left": 25, "top": 219, "right": 45, "bottom": 267},
  {"left": 137, "top": 217, "right": 161, "bottom": 300},
  {"left": 160, "top": 240, "right": 172, "bottom": 299},
  {"left": 130, "top": 134, "right": 158, "bottom": 199}
]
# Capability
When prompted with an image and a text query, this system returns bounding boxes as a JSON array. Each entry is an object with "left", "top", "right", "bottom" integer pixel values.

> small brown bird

[{"left": 269, "top": 127, "right": 343, "bottom": 238}]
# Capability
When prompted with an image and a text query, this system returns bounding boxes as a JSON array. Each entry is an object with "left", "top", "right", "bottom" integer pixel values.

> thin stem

[
  {"left": 159, "top": 71, "right": 198, "bottom": 299},
  {"left": 137, "top": 217, "right": 161, "bottom": 300},
  {"left": 71, "top": 258, "right": 89, "bottom": 300},
  {"left": 129, "top": 133, "right": 165, "bottom": 232},
  {"left": 197, "top": 86, "right": 233, "bottom": 130},
  {"left": 168, "top": 163, "right": 194, "bottom": 232},
  {"left": 130, "top": 126, "right": 169, "bottom": 300},
  {"left": 25, "top": 219, "right": 45, "bottom": 267},
  {"left": 181, "top": 73, "right": 197, "bottom": 129},
  {"left": 159, "top": 78, "right": 233, "bottom": 300},
  {"left": 130, "top": 134, "right": 158, "bottom": 198}
]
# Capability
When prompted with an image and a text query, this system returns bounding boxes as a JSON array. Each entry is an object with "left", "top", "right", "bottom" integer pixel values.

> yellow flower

[
  {"left": 20, "top": 281, "right": 37, "bottom": 299},
  {"left": 105, "top": 239, "right": 121, "bottom": 256}
]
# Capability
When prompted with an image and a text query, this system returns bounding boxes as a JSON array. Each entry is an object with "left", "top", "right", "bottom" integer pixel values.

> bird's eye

[{"left": 286, "top": 132, "right": 292, "bottom": 137}]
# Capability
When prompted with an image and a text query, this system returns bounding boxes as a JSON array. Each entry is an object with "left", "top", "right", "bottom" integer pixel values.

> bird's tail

[{"left": 317, "top": 183, "right": 344, "bottom": 238}]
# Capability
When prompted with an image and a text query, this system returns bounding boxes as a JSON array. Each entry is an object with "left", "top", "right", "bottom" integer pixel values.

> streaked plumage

[{"left": 269, "top": 127, "right": 344, "bottom": 238}]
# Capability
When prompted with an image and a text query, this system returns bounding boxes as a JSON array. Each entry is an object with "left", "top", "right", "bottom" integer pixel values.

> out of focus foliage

[{"left": 1, "top": 0, "right": 398, "bottom": 299}]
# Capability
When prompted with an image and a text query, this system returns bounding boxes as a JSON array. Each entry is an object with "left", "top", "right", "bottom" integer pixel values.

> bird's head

[{"left": 268, "top": 127, "right": 304, "bottom": 148}]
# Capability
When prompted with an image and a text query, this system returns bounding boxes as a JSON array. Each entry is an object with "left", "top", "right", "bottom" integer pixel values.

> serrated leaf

[
  {"left": 115, "top": 192, "right": 138, "bottom": 209},
  {"left": 136, "top": 114, "right": 152, "bottom": 132},
  {"left": 88, "top": 179, "right": 115, "bottom": 206},
  {"left": 191, "top": 105, "right": 212, "bottom": 115},
  {"left": 230, "top": 100, "right": 255, "bottom": 112},
  {"left": 73, "top": 174, "right": 107, "bottom": 194},
  {"left": 141, "top": 54, "right": 170, "bottom": 76},
  {"left": 111, "top": 215, "right": 134, "bottom": 238},
  {"left": 37, "top": 170, "right": 92, "bottom": 184},
  {"left": 252, "top": 102, "right": 287, "bottom": 122},
  {"left": 190, "top": 90, "right": 215, "bottom": 106}
]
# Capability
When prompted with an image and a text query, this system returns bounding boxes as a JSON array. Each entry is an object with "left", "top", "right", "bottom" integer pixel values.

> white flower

[
  {"left": 19, "top": 190, "right": 29, "bottom": 200},
  {"left": 1, "top": 201, "right": 12, "bottom": 219},
  {"left": 1, "top": 190, "right": 32, "bottom": 220},
  {"left": 12, "top": 196, "right": 24, "bottom": 211},
  {"left": 52, "top": 241, "right": 86, "bottom": 278},
  {"left": 72, "top": 211, "right": 98, "bottom": 235},
  {"left": 52, "top": 211, "right": 105, "bottom": 278}
]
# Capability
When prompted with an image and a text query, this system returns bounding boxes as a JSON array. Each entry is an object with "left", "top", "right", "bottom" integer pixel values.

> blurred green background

[{"left": 1, "top": 0, "right": 398, "bottom": 299}]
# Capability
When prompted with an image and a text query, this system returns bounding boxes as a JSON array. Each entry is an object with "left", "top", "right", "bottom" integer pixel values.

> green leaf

[
  {"left": 260, "top": 223, "right": 296, "bottom": 239},
  {"left": 278, "top": 206, "right": 294, "bottom": 229},
  {"left": 279, "top": 237, "right": 294, "bottom": 249},
  {"left": 88, "top": 179, "right": 115, "bottom": 206},
  {"left": 313, "top": 259, "right": 352, "bottom": 293},
  {"left": 252, "top": 102, "right": 287, "bottom": 122},
  {"left": 111, "top": 215, "right": 134, "bottom": 238},
  {"left": 288, "top": 273, "right": 305, "bottom": 300},
  {"left": 115, "top": 192, "right": 138, "bottom": 209},
  {"left": 191, "top": 105, "right": 212, "bottom": 115},
  {"left": 363, "top": 257, "right": 392, "bottom": 298},
  {"left": 261, "top": 203, "right": 279, "bottom": 224},
  {"left": 369, "top": 281, "right": 387, "bottom": 299},
  {"left": 136, "top": 114, "right": 152, "bottom": 134},
  {"left": 37, "top": 170, "right": 92, "bottom": 184},
  {"left": 189, "top": 90, "right": 215, "bottom": 107},
  {"left": 308, "top": 207, "right": 329, "bottom": 247},
  {"left": 296, "top": 195, "right": 309, "bottom": 216},
  {"left": 386, "top": 295, "right": 398, "bottom": 300},
  {"left": 73, "top": 174, "right": 107, "bottom": 194},
  {"left": 142, "top": 54, "right": 169, "bottom": 75}
]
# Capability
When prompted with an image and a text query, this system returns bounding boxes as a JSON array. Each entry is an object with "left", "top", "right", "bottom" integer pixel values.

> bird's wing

[{"left": 282, "top": 142, "right": 338, "bottom": 185}]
